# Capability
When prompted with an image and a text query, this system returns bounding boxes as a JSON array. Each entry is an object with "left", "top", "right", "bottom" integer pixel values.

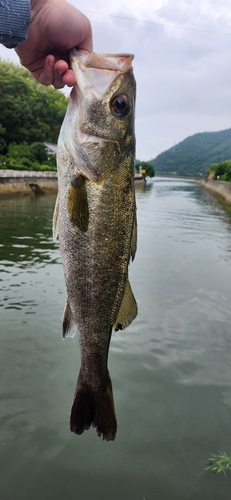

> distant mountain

[{"left": 150, "top": 128, "right": 231, "bottom": 176}]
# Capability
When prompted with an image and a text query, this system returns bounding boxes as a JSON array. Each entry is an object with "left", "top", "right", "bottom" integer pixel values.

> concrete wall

[
  {"left": 0, "top": 175, "right": 58, "bottom": 198},
  {"left": 197, "top": 179, "right": 231, "bottom": 205}
]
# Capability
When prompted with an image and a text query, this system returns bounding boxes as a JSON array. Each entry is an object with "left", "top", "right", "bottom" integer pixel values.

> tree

[
  {"left": 6, "top": 142, "right": 34, "bottom": 168},
  {"left": 0, "top": 124, "right": 6, "bottom": 154},
  {"left": 136, "top": 161, "right": 155, "bottom": 179},
  {"left": 0, "top": 60, "right": 68, "bottom": 148},
  {"left": 206, "top": 160, "right": 231, "bottom": 181},
  {"left": 29, "top": 142, "right": 48, "bottom": 163}
]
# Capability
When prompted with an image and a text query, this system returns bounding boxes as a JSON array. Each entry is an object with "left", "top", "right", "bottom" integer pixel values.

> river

[{"left": 1, "top": 177, "right": 231, "bottom": 499}]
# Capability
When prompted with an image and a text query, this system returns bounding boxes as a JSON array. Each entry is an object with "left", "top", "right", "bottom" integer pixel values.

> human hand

[{"left": 15, "top": 0, "right": 92, "bottom": 89}]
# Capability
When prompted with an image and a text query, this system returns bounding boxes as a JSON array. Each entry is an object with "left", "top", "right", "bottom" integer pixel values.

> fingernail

[{"left": 58, "top": 70, "right": 63, "bottom": 76}]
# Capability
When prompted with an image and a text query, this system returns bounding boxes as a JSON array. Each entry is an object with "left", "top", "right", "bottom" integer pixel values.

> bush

[
  {"left": 206, "top": 160, "right": 231, "bottom": 181},
  {"left": 30, "top": 163, "right": 57, "bottom": 172}
]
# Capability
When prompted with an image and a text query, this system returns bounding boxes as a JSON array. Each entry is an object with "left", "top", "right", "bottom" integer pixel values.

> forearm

[{"left": 0, "top": 0, "right": 31, "bottom": 48}]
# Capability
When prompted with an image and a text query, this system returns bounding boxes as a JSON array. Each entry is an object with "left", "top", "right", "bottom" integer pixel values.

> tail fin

[{"left": 70, "top": 369, "right": 117, "bottom": 441}]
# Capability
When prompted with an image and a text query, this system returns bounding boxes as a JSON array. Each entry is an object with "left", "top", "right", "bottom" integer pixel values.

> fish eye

[{"left": 110, "top": 95, "right": 131, "bottom": 118}]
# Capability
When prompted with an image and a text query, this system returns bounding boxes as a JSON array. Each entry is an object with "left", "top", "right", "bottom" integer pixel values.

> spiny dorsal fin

[
  {"left": 130, "top": 212, "right": 137, "bottom": 261},
  {"left": 114, "top": 279, "right": 137, "bottom": 331},
  {"left": 53, "top": 193, "right": 60, "bottom": 241},
  {"left": 62, "top": 299, "right": 76, "bottom": 338}
]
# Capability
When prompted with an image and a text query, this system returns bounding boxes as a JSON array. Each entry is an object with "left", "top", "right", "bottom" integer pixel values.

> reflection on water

[
  {"left": 135, "top": 181, "right": 154, "bottom": 195},
  {"left": 1, "top": 179, "right": 231, "bottom": 500},
  {"left": 0, "top": 195, "right": 59, "bottom": 267}
]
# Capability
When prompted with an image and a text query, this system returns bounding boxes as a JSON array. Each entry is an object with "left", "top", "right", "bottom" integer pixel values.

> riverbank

[
  {"left": 196, "top": 179, "right": 231, "bottom": 205},
  {"left": 0, "top": 171, "right": 58, "bottom": 198},
  {"left": 0, "top": 170, "right": 145, "bottom": 198}
]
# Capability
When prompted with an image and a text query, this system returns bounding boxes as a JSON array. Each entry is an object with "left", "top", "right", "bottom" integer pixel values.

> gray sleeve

[{"left": 0, "top": 0, "right": 31, "bottom": 48}]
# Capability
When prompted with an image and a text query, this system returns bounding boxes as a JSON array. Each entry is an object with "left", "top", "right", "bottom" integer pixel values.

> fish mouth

[{"left": 78, "top": 130, "right": 109, "bottom": 144}]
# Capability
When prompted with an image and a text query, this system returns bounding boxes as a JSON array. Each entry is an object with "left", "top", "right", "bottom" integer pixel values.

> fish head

[{"left": 59, "top": 49, "right": 136, "bottom": 181}]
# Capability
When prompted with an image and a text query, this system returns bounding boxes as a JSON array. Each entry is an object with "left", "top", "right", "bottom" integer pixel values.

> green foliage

[
  {"left": 150, "top": 129, "right": 231, "bottom": 176},
  {"left": 0, "top": 123, "right": 6, "bottom": 154},
  {"left": 0, "top": 59, "right": 67, "bottom": 167},
  {"left": 205, "top": 451, "right": 231, "bottom": 476},
  {"left": 207, "top": 160, "right": 231, "bottom": 181},
  {"left": 136, "top": 161, "right": 155, "bottom": 178},
  {"left": 47, "top": 154, "right": 57, "bottom": 167},
  {"left": 0, "top": 140, "right": 57, "bottom": 171},
  {"left": 29, "top": 142, "right": 48, "bottom": 163},
  {"left": 30, "top": 163, "right": 57, "bottom": 171},
  {"left": 7, "top": 142, "right": 34, "bottom": 168}
]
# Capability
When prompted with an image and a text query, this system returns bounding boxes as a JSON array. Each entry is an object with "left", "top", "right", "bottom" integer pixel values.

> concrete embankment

[
  {"left": 196, "top": 179, "right": 231, "bottom": 205},
  {"left": 0, "top": 171, "right": 146, "bottom": 198},
  {"left": 0, "top": 171, "right": 58, "bottom": 198}
]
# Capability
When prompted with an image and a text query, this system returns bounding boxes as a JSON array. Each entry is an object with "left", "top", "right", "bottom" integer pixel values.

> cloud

[{"left": 1, "top": 0, "right": 231, "bottom": 160}]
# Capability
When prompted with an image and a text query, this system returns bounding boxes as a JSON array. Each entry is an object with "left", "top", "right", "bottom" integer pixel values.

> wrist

[
  {"left": 30, "top": 0, "right": 46, "bottom": 7},
  {"left": 0, "top": 0, "right": 30, "bottom": 48}
]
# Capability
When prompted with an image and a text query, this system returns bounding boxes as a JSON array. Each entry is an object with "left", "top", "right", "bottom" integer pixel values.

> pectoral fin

[
  {"left": 67, "top": 175, "right": 89, "bottom": 232},
  {"left": 53, "top": 193, "right": 60, "bottom": 241},
  {"left": 114, "top": 279, "right": 137, "bottom": 331},
  {"left": 62, "top": 299, "right": 76, "bottom": 338}
]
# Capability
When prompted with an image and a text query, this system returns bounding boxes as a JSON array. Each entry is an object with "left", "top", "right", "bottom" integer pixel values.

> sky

[{"left": 1, "top": 0, "right": 231, "bottom": 160}]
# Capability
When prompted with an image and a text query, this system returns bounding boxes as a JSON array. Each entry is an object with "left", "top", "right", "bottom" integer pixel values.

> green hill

[{"left": 150, "top": 129, "right": 231, "bottom": 176}]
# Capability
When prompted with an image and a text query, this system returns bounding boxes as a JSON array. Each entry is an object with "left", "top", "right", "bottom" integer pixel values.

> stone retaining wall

[
  {"left": 0, "top": 176, "right": 58, "bottom": 198},
  {"left": 196, "top": 179, "right": 231, "bottom": 205}
]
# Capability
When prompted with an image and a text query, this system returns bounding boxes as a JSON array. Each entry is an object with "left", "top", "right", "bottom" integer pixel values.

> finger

[
  {"left": 52, "top": 60, "right": 70, "bottom": 89},
  {"left": 61, "top": 69, "right": 76, "bottom": 87},
  {"left": 39, "top": 55, "right": 55, "bottom": 86}
]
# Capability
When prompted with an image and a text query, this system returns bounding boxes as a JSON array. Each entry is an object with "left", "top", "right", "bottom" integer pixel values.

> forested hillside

[
  {"left": 150, "top": 129, "right": 231, "bottom": 176},
  {"left": 0, "top": 60, "right": 68, "bottom": 168}
]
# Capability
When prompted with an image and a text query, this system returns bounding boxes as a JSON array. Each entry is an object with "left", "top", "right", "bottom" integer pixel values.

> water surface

[{"left": 1, "top": 178, "right": 231, "bottom": 499}]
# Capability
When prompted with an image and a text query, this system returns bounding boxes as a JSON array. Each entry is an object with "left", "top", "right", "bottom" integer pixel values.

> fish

[{"left": 53, "top": 49, "right": 137, "bottom": 441}]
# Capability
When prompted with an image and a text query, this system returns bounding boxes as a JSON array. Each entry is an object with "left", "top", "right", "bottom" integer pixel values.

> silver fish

[{"left": 53, "top": 49, "right": 137, "bottom": 440}]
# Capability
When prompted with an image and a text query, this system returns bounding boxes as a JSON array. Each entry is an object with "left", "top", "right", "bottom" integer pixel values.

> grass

[{"left": 205, "top": 451, "right": 231, "bottom": 476}]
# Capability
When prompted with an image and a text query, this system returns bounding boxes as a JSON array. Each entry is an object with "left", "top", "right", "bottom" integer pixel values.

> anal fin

[
  {"left": 53, "top": 193, "right": 60, "bottom": 241},
  {"left": 130, "top": 211, "right": 137, "bottom": 261},
  {"left": 114, "top": 279, "right": 137, "bottom": 331},
  {"left": 62, "top": 299, "right": 76, "bottom": 338}
]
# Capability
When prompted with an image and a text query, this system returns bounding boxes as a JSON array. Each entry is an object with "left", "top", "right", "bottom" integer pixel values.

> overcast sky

[{"left": 1, "top": 0, "right": 231, "bottom": 160}]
